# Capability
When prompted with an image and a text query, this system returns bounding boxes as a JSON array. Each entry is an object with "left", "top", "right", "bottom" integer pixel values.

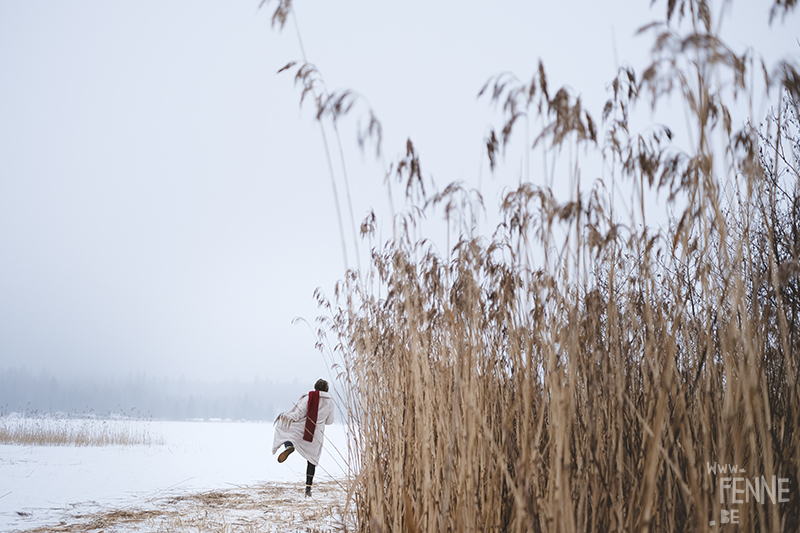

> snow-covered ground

[{"left": 0, "top": 420, "right": 353, "bottom": 532}]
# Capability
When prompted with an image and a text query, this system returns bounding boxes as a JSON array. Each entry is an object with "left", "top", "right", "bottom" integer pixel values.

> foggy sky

[{"left": 0, "top": 1, "right": 796, "bottom": 382}]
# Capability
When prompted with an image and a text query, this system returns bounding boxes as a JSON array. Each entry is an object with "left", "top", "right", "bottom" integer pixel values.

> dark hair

[{"left": 314, "top": 378, "right": 329, "bottom": 392}]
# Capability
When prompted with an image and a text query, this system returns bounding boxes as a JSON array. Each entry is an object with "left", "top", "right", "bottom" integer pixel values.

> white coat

[{"left": 271, "top": 391, "right": 335, "bottom": 466}]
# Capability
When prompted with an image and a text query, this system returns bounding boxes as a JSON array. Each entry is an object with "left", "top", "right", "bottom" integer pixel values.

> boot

[{"left": 278, "top": 444, "right": 294, "bottom": 463}]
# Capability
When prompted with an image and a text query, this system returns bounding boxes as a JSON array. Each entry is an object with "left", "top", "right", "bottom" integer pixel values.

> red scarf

[{"left": 303, "top": 390, "right": 320, "bottom": 442}]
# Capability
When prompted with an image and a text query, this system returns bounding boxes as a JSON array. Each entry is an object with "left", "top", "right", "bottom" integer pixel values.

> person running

[{"left": 272, "top": 378, "right": 335, "bottom": 497}]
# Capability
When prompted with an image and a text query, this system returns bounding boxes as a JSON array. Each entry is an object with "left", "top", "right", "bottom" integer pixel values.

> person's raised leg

[{"left": 278, "top": 441, "right": 294, "bottom": 463}]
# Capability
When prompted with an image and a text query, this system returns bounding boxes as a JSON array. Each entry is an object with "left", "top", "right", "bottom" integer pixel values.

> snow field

[{"left": 0, "top": 419, "right": 352, "bottom": 532}]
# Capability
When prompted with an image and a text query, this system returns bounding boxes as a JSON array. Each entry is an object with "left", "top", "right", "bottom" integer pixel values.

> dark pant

[
  {"left": 306, "top": 461, "right": 316, "bottom": 489},
  {"left": 283, "top": 441, "right": 316, "bottom": 489}
]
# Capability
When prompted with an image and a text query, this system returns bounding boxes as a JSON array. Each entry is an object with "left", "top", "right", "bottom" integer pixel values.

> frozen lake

[{"left": 0, "top": 420, "right": 352, "bottom": 531}]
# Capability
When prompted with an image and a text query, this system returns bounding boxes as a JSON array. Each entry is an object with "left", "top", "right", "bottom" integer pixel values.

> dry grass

[
  {"left": 0, "top": 415, "right": 163, "bottom": 447},
  {"left": 264, "top": 0, "right": 800, "bottom": 531},
  {"left": 20, "top": 481, "right": 348, "bottom": 533}
]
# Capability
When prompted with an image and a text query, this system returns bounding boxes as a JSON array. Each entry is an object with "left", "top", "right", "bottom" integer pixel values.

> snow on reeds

[{"left": 0, "top": 414, "right": 163, "bottom": 447}]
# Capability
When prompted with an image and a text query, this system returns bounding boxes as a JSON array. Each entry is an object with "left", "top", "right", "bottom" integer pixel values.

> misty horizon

[{"left": 0, "top": 366, "right": 333, "bottom": 421}]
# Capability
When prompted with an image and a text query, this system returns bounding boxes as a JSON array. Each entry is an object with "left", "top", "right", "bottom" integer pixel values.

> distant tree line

[{"left": 0, "top": 367, "right": 319, "bottom": 421}]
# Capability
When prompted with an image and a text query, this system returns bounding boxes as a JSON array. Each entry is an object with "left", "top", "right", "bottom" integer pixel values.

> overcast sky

[{"left": 0, "top": 1, "right": 796, "bottom": 383}]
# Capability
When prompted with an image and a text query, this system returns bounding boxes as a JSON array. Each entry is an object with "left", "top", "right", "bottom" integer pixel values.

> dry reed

[
  {"left": 0, "top": 414, "right": 162, "bottom": 447},
  {"left": 266, "top": 0, "right": 800, "bottom": 530}
]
